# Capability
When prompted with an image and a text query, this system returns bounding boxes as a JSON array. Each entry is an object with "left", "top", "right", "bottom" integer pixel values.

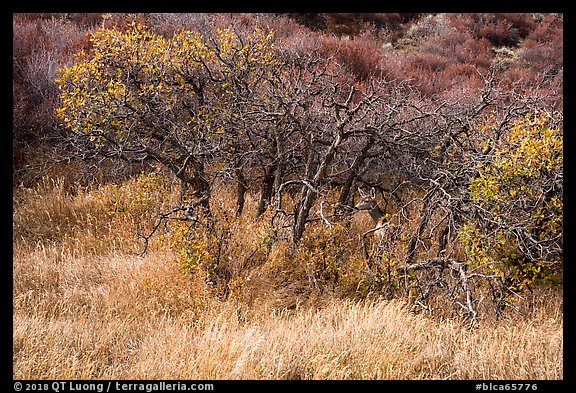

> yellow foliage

[
  {"left": 55, "top": 20, "right": 281, "bottom": 143},
  {"left": 463, "top": 110, "right": 562, "bottom": 290}
]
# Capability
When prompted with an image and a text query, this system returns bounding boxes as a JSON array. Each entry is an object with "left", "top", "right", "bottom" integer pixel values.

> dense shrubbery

[
  {"left": 14, "top": 12, "right": 562, "bottom": 322},
  {"left": 463, "top": 111, "right": 563, "bottom": 291}
]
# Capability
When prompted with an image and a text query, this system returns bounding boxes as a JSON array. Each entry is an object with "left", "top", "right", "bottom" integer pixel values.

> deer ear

[
  {"left": 370, "top": 187, "right": 376, "bottom": 199},
  {"left": 358, "top": 187, "right": 366, "bottom": 197}
]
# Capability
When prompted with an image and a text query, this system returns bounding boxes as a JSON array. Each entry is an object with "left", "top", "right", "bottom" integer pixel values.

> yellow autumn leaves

[
  {"left": 461, "top": 110, "right": 562, "bottom": 290},
  {"left": 469, "top": 111, "right": 562, "bottom": 206},
  {"left": 55, "top": 22, "right": 280, "bottom": 140}
]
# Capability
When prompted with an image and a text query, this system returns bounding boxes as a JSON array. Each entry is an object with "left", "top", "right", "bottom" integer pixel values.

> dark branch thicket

[{"left": 15, "top": 13, "right": 563, "bottom": 323}]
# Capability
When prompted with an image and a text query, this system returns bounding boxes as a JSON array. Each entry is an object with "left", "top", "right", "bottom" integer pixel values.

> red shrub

[
  {"left": 455, "top": 36, "right": 493, "bottom": 68},
  {"left": 518, "top": 39, "right": 560, "bottom": 72},
  {"left": 527, "top": 14, "right": 563, "bottom": 42},
  {"left": 101, "top": 13, "right": 152, "bottom": 31},
  {"left": 358, "top": 13, "right": 403, "bottom": 30},
  {"left": 476, "top": 16, "right": 520, "bottom": 47},
  {"left": 67, "top": 13, "right": 104, "bottom": 28},
  {"left": 496, "top": 13, "right": 536, "bottom": 39},
  {"left": 410, "top": 51, "right": 447, "bottom": 73},
  {"left": 405, "top": 14, "right": 493, "bottom": 70},
  {"left": 264, "top": 14, "right": 306, "bottom": 39},
  {"left": 323, "top": 13, "right": 362, "bottom": 36},
  {"left": 448, "top": 13, "right": 523, "bottom": 47},
  {"left": 285, "top": 13, "right": 327, "bottom": 31},
  {"left": 515, "top": 15, "right": 562, "bottom": 75},
  {"left": 378, "top": 50, "right": 408, "bottom": 82},
  {"left": 320, "top": 35, "right": 383, "bottom": 81},
  {"left": 500, "top": 67, "right": 538, "bottom": 87},
  {"left": 13, "top": 14, "right": 90, "bottom": 147},
  {"left": 272, "top": 16, "right": 324, "bottom": 59},
  {"left": 437, "top": 63, "right": 483, "bottom": 96}
]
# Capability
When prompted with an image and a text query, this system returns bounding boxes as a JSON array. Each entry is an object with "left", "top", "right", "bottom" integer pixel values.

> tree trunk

[
  {"left": 293, "top": 187, "right": 316, "bottom": 243},
  {"left": 293, "top": 130, "right": 343, "bottom": 242},
  {"left": 235, "top": 167, "right": 247, "bottom": 217},
  {"left": 178, "top": 155, "right": 211, "bottom": 214},
  {"left": 336, "top": 136, "right": 374, "bottom": 219},
  {"left": 256, "top": 166, "right": 275, "bottom": 217},
  {"left": 405, "top": 191, "right": 434, "bottom": 266},
  {"left": 273, "top": 125, "right": 285, "bottom": 198}
]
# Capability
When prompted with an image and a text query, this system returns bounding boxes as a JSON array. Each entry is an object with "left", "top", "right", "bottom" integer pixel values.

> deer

[
  {"left": 356, "top": 186, "right": 437, "bottom": 264},
  {"left": 354, "top": 187, "right": 389, "bottom": 261}
]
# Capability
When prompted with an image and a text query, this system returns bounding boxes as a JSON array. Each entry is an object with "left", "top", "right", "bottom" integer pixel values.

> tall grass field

[{"left": 13, "top": 174, "right": 563, "bottom": 380}]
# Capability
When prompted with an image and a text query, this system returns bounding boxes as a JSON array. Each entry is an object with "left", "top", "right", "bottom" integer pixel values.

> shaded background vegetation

[{"left": 14, "top": 12, "right": 563, "bottom": 185}]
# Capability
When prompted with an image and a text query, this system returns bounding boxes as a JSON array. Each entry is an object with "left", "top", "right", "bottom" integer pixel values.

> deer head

[
  {"left": 355, "top": 187, "right": 387, "bottom": 227},
  {"left": 355, "top": 187, "right": 378, "bottom": 211}
]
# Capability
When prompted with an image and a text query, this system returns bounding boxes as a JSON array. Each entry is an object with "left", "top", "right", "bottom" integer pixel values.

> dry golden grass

[{"left": 13, "top": 175, "right": 563, "bottom": 380}]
